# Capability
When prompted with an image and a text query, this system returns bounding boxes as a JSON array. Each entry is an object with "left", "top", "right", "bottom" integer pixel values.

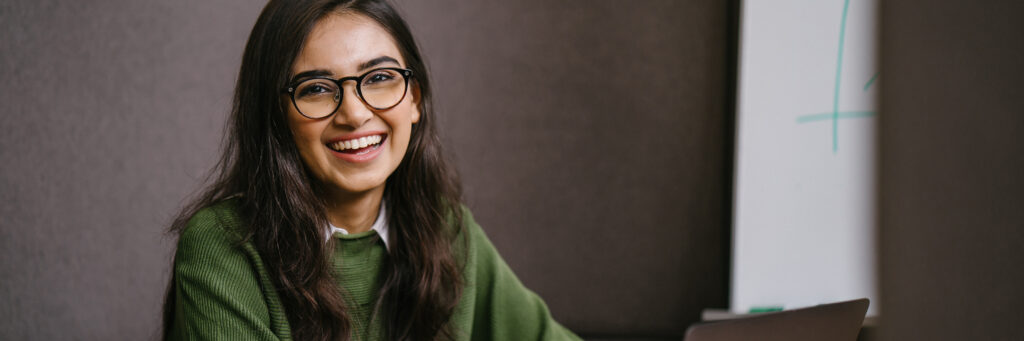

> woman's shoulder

[
  {"left": 170, "top": 197, "right": 287, "bottom": 340},
  {"left": 176, "top": 197, "right": 248, "bottom": 256},
  {"left": 173, "top": 197, "right": 265, "bottom": 291},
  {"left": 453, "top": 204, "right": 486, "bottom": 239},
  {"left": 451, "top": 205, "right": 502, "bottom": 260}
]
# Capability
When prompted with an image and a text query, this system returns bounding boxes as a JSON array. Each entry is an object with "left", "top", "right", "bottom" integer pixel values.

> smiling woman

[
  {"left": 160, "top": 0, "right": 581, "bottom": 340},
  {"left": 285, "top": 12, "right": 421, "bottom": 225}
]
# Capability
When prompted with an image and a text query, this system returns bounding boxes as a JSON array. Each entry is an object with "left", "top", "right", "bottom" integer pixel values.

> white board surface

[{"left": 732, "top": 0, "right": 878, "bottom": 315}]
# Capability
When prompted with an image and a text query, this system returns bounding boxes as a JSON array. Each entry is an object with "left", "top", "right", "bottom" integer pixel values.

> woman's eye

[
  {"left": 364, "top": 72, "right": 396, "bottom": 85},
  {"left": 297, "top": 83, "right": 334, "bottom": 98}
]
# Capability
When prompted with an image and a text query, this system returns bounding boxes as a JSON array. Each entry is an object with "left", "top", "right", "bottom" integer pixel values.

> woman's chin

[{"left": 323, "top": 176, "right": 387, "bottom": 199}]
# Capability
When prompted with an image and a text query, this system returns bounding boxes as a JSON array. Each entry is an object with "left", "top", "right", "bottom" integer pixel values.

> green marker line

[
  {"left": 797, "top": 111, "right": 875, "bottom": 123},
  {"left": 832, "top": 0, "right": 852, "bottom": 153},
  {"left": 864, "top": 72, "right": 880, "bottom": 91},
  {"left": 749, "top": 306, "right": 785, "bottom": 314}
]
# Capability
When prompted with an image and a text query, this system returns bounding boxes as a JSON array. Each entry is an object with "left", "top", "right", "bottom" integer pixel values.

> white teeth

[{"left": 330, "top": 135, "right": 383, "bottom": 151}]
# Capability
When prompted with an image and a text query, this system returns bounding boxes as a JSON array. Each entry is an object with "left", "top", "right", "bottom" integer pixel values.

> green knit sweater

[{"left": 167, "top": 199, "right": 581, "bottom": 341}]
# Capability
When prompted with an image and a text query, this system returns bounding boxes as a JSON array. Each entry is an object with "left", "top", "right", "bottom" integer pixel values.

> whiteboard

[{"left": 732, "top": 0, "right": 878, "bottom": 315}]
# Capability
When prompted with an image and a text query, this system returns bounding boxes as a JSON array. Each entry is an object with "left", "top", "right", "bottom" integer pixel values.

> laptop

[{"left": 684, "top": 298, "right": 869, "bottom": 341}]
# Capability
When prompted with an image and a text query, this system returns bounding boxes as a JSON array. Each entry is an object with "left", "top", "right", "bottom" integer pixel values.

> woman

[{"left": 162, "top": 0, "right": 581, "bottom": 340}]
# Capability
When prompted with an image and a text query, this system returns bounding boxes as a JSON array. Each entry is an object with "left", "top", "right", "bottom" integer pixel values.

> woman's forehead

[{"left": 292, "top": 12, "right": 405, "bottom": 76}]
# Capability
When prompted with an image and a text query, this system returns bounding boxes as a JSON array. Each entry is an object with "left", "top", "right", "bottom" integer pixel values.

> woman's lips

[
  {"left": 328, "top": 133, "right": 384, "bottom": 152},
  {"left": 326, "top": 133, "right": 386, "bottom": 163}
]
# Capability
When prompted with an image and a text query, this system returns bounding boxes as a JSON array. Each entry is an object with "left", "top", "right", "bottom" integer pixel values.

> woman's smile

[{"left": 326, "top": 132, "right": 388, "bottom": 163}]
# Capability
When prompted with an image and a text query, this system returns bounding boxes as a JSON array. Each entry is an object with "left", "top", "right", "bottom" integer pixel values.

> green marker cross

[{"left": 796, "top": 0, "right": 876, "bottom": 153}]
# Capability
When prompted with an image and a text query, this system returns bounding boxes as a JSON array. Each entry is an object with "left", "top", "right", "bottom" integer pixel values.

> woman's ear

[{"left": 410, "top": 81, "right": 422, "bottom": 124}]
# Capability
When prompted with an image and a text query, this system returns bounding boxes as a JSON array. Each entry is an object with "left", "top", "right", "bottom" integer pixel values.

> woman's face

[{"left": 286, "top": 12, "right": 419, "bottom": 200}]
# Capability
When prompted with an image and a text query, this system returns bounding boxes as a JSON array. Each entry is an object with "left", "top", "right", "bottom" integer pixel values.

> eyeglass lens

[{"left": 293, "top": 68, "right": 407, "bottom": 118}]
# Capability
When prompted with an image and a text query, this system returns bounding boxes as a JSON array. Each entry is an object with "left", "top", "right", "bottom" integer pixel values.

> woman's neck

[{"left": 324, "top": 187, "right": 383, "bottom": 234}]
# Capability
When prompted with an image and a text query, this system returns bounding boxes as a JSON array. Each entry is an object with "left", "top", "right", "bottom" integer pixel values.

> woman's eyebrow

[
  {"left": 290, "top": 69, "right": 333, "bottom": 84},
  {"left": 358, "top": 56, "right": 400, "bottom": 71},
  {"left": 288, "top": 56, "right": 400, "bottom": 84}
]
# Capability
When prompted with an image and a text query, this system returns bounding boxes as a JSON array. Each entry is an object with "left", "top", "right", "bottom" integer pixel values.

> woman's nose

[{"left": 333, "top": 83, "right": 373, "bottom": 128}]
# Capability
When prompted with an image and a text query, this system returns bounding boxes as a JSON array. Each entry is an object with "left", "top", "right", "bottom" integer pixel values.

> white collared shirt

[{"left": 326, "top": 202, "right": 390, "bottom": 250}]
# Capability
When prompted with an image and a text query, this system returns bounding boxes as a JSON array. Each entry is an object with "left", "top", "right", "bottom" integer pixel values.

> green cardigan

[{"left": 167, "top": 199, "right": 581, "bottom": 341}]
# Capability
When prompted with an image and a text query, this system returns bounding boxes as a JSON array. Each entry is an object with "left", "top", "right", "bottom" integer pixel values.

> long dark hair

[{"left": 162, "top": 0, "right": 465, "bottom": 340}]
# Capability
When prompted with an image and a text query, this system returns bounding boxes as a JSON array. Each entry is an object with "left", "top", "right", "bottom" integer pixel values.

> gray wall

[
  {"left": 1, "top": 1, "right": 730, "bottom": 340},
  {"left": 878, "top": 0, "right": 1024, "bottom": 340},
  {"left": 9, "top": 0, "right": 1023, "bottom": 340},
  {"left": 1, "top": 1, "right": 262, "bottom": 339},
  {"left": 397, "top": 1, "right": 730, "bottom": 338}
]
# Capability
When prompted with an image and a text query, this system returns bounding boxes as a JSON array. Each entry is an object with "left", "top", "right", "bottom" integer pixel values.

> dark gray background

[
  {"left": 877, "top": 0, "right": 1024, "bottom": 340},
  {"left": 1, "top": 1, "right": 729, "bottom": 340},
  {"left": 399, "top": 2, "right": 730, "bottom": 338},
  {"left": 3, "top": 0, "right": 1023, "bottom": 340},
  {"left": 2, "top": 1, "right": 262, "bottom": 339}
]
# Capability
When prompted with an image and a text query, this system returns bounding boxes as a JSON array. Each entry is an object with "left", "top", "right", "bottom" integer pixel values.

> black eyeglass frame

[{"left": 281, "top": 67, "right": 415, "bottom": 119}]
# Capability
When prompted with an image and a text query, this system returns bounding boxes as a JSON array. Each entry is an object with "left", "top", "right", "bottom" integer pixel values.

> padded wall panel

[
  {"left": 0, "top": 1, "right": 731, "bottom": 338},
  {"left": 878, "top": 1, "right": 1024, "bottom": 340},
  {"left": 398, "top": 1, "right": 730, "bottom": 337}
]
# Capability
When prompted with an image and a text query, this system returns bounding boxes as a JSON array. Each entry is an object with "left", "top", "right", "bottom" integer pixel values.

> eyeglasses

[{"left": 282, "top": 67, "right": 414, "bottom": 119}]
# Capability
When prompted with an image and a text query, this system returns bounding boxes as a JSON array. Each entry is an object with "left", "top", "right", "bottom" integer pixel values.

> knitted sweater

[{"left": 167, "top": 199, "right": 581, "bottom": 341}]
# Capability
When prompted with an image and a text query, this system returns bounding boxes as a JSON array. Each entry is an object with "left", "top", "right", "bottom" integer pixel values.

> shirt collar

[{"left": 326, "top": 202, "right": 390, "bottom": 250}]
